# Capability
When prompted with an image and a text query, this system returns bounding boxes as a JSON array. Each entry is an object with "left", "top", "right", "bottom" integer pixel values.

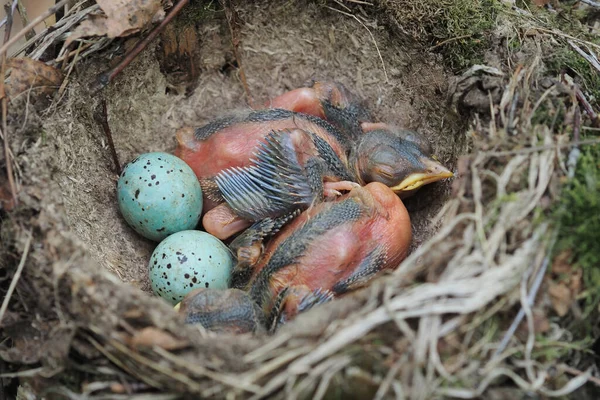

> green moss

[
  {"left": 532, "top": 336, "right": 592, "bottom": 361},
  {"left": 176, "top": 0, "right": 221, "bottom": 28},
  {"left": 554, "top": 143, "right": 600, "bottom": 316},
  {"left": 374, "top": 0, "right": 500, "bottom": 71},
  {"left": 429, "top": 0, "right": 500, "bottom": 70},
  {"left": 530, "top": 99, "right": 566, "bottom": 129}
]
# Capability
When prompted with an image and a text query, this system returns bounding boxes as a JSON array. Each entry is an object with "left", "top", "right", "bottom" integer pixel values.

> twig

[
  {"left": 53, "top": 41, "right": 92, "bottom": 63},
  {"left": 335, "top": 0, "right": 353, "bottom": 12},
  {"left": 57, "top": 41, "right": 83, "bottom": 98},
  {"left": 568, "top": 40, "right": 600, "bottom": 73},
  {"left": 325, "top": 5, "right": 388, "bottom": 83},
  {"left": 1, "top": 3, "right": 18, "bottom": 207},
  {"left": 344, "top": 0, "right": 374, "bottom": 4},
  {"left": 0, "top": 0, "right": 17, "bottom": 30},
  {"left": 0, "top": 0, "right": 71, "bottom": 58},
  {"left": 91, "top": 0, "right": 190, "bottom": 93},
  {"left": 578, "top": 0, "right": 600, "bottom": 8},
  {"left": 561, "top": 71, "right": 599, "bottom": 126},
  {"left": 10, "top": 2, "right": 99, "bottom": 59},
  {"left": 16, "top": 0, "right": 36, "bottom": 40},
  {"left": 534, "top": 27, "right": 600, "bottom": 52},
  {"left": 429, "top": 34, "right": 473, "bottom": 51},
  {"left": 575, "top": 87, "right": 598, "bottom": 126},
  {"left": 0, "top": 230, "right": 33, "bottom": 326},
  {"left": 220, "top": 0, "right": 254, "bottom": 107},
  {"left": 94, "top": 98, "right": 121, "bottom": 174}
]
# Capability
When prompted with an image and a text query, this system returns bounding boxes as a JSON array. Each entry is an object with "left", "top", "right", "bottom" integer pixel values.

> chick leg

[{"left": 323, "top": 181, "right": 361, "bottom": 198}]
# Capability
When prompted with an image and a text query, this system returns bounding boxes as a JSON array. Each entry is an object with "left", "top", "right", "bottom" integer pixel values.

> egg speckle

[
  {"left": 149, "top": 230, "right": 234, "bottom": 305},
  {"left": 117, "top": 152, "right": 202, "bottom": 241}
]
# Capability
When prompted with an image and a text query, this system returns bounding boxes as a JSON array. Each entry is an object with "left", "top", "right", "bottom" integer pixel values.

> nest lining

[
  {"left": 1, "top": 0, "right": 596, "bottom": 398},
  {"left": 31, "top": 1, "right": 463, "bottom": 292}
]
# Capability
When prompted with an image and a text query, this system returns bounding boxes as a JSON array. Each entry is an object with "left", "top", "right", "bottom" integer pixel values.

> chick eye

[{"left": 373, "top": 165, "right": 394, "bottom": 179}]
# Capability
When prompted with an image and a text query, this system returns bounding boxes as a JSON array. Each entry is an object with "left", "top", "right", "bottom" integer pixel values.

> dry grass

[{"left": 1, "top": 0, "right": 600, "bottom": 399}]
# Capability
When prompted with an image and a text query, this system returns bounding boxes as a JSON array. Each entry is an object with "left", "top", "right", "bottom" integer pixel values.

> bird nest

[{"left": 2, "top": 0, "right": 599, "bottom": 398}]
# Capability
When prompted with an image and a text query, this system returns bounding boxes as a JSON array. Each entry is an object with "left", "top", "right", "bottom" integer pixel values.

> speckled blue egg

[
  {"left": 149, "top": 230, "right": 234, "bottom": 305},
  {"left": 117, "top": 152, "right": 203, "bottom": 242}
]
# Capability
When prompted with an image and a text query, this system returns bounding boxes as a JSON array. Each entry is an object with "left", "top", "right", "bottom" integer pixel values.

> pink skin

[
  {"left": 264, "top": 87, "right": 326, "bottom": 118},
  {"left": 361, "top": 122, "right": 388, "bottom": 132},
  {"left": 253, "top": 182, "right": 412, "bottom": 320}
]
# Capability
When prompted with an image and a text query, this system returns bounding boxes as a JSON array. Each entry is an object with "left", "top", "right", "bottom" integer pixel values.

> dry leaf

[
  {"left": 547, "top": 249, "right": 581, "bottom": 317},
  {"left": 569, "top": 268, "right": 582, "bottom": 296},
  {"left": 551, "top": 250, "right": 572, "bottom": 275},
  {"left": 5, "top": 58, "right": 63, "bottom": 99},
  {"left": 532, "top": 309, "right": 550, "bottom": 333},
  {"left": 129, "top": 327, "right": 189, "bottom": 350},
  {"left": 66, "top": 0, "right": 165, "bottom": 46},
  {"left": 548, "top": 282, "right": 572, "bottom": 317},
  {"left": 0, "top": 177, "right": 16, "bottom": 211},
  {"left": 517, "top": 309, "right": 550, "bottom": 336}
]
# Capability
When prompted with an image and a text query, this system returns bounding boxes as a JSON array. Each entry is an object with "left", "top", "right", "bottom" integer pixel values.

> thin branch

[
  {"left": 94, "top": 98, "right": 121, "bottom": 174},
  {"left": 0, "top": 230, "right": 33, "bottom": 326},
  {"left": 16, "top": 0, "right": 36, "bottom": 40},
  {"left": 91, "top": 0, "right": 190, "bottom": 93},
  {"left": 429, "top": 34, "right": 473, "bottom": 51},
  {"left": 534, "top": 27, "right": 600, "bottom": 52},
  {"left": 344, "top": 0, "right": 373, "bottom": 5},
  {"left": 568, "top": 40, "right": 600, "bottom": 73},
  {"left": 575, "top": 87, "right": 598, "bottom": 125},
  {"left": 578, "top": 0, "right": 600, "bottom": 8},
  {"left": 220, "top": 0, "right": 254, "bottom": 107},
  {"left": 1, "top": 2, "right": 18, "bottom": 207},
  {"left": 0, "top": 0, "right": 71, "bottom": 58}
]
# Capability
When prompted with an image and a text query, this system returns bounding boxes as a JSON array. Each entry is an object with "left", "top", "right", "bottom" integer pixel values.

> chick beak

[{"left": 390, "top": 157, "right": 453, "bottom": 193}]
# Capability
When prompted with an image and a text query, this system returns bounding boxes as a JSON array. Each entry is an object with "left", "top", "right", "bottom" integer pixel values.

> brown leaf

[
  {"left": 129, "top": 327, "right": 189, "bottom": 350},
  {"left": 532, "top": 309, "right": 550, "bottom": 333},
  {"left": 66, "top": 0, "right": 165, "bottom": 46},
  {"left": 517, "top": 309, "right": 550, "bottom": 336},
  {"left": 5, "top": 58, "right": 63, "bottom": 99},
  {"left": 548, "top": 282, "right": 572, "bottom": 317},
  {"left": 569, "top": 267, "right": 583, "bottom": 297},
  {"left": 0, "top": 177, "right": 16, "bottom": 211},
  {"left": 551, "top": 250, "right": 572, "bottom": 275}
]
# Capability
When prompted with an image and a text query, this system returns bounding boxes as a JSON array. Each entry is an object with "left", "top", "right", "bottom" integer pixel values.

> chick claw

[{"left": 323, "top": 180, "right": 360, "bottom": 198}]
